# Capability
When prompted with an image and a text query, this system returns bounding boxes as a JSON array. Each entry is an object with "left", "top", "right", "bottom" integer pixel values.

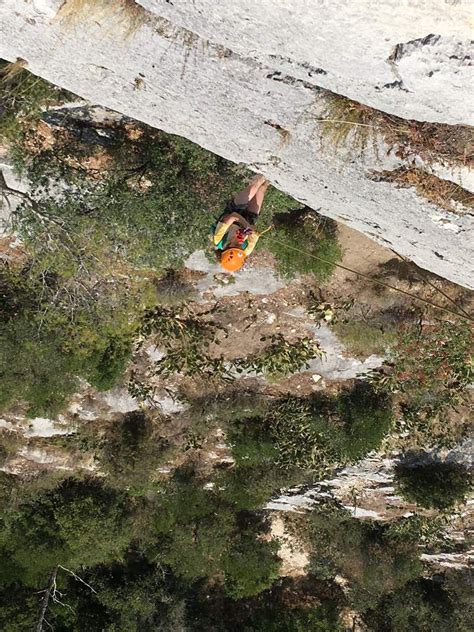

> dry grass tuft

[
  {"left": 57, "top": 0, "right": 148, "bottom": 36},
  {"left": 373, "top": 167, "right": 474, "bottom": 214},
  {"left": 318, "top": 93, "right": 379, "bottom": 154},
  {"left": 317, "top": 92, "right": 473, "bottom": 168},
  {"left": 0, "top": 58, "right": 28, "bottom": 82}
]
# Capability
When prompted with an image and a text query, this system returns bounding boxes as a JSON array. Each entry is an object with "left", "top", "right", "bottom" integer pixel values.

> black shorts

[{"left": 222, "top": 199, "right": 258, "bottom": 226}]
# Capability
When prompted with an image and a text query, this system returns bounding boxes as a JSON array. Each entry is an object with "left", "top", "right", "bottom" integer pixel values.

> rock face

[
  {"left": 266, "top": 443, "right": 474, "bottom": 568},
  {"left": 1, "top": 0, "right": 473, "bottom": 287}
]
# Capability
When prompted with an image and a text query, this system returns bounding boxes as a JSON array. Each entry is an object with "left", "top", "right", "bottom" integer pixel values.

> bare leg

[
  {"left": 247, "top": 179, "right": 269, "bottom": 216},
  {"left": 233, "top": 174, "right": 267, "bottom": 206}
]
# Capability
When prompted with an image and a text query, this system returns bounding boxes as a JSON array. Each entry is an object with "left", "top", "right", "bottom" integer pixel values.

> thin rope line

[
  {"left": 269, "top": 237, "right": 473, "bottom": 322},
  {"left": 312, "top": 119, "right": 375, "bottom": 128},
  {"left": 389, "top": 249, "right": 472, "bottom": 321}
]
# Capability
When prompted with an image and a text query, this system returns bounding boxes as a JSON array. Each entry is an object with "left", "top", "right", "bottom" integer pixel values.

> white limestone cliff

[{"left": 1, "top": 0, "right": 473, "bottom": 287}]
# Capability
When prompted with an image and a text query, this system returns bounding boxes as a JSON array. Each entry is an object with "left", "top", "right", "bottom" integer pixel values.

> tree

[
  {"left": 364, "top": 573, "right": 473, "bottom": 632},
  {"left": 96, "top": 411, "right": 174, "bottom": 492},
  {"left": 266, "top": 382, "right": 393, "bottom": 470},
  {"left": 0, "top": 479, "right": 132, "bottom": 586},
  {"left": 308, "top": 505, "right": 423, "bottom": 612},
  {"left": 395, "top": 458, "right": 471, "bottom": 510},
  {"left": 223, "top": 533, "right": 281, "bottom": 599}
]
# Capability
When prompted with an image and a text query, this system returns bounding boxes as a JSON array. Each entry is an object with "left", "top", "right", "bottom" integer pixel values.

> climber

[{"left": 212, "top": 174, "right": 270, "bottom": 272}]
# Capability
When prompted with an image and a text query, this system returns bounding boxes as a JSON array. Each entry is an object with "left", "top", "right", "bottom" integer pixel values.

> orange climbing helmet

[{"left": 220, "top": 247, "right": 246, "bottom": 272}]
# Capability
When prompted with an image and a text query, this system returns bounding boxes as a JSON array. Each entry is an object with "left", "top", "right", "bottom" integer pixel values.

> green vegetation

[
  {"left": 266, "top": 382, "right": 393, "bottom": 469},
  {"left": 395, "top": 458, "right": 471, "bottom": 510},
  {"left": 0, "top": 478, "right": 132, "bottom": 586},
  {"left": 370, "top": 321, "right": 473, "bottom": 445},
  {"left": 95, "top": 411, "right": 175, "bottom": 492},
  {"left": 365, "top": 572, "right": 474, "bottom": 632},
  {"left": 0, "top": 59, "right": 74, "bottom": 141},
  {"left": 0, "top": 431, "right": 20, "bottom": 467},
  {"left": 266, "top": 208, "right": 342, "bottom": 281},
  {"left": 236, "top": 333, "right": 323, "bottom": 379},
  {"left": 0, "top": 471, "right": 283, "bottom": 628},
  {"left": 319, "top": 92, "right": 378, "bottom": 155},
  {"left": 332, "top": 320, "right": 396, "bottom": 358},
  {"left": 211, "top": 383, "right": 393, "bottom": 511},
  {"left": 319, "top": 91, "right": 471, "bottom": 168},
  {"left": 130, "top": 306, "right": 323, "bottom": 398},
  {"left": 0, "top": 265, "right": 139, "bottom": 416},
  {"left": 1, "top": 63, "right": 472, "bottom": 631},
  {"left": 308, "top": 505, "right": 424, "bottom": 611}
]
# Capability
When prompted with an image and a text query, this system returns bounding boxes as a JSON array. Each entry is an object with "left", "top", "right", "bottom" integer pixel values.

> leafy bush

[
  {"left": 308, "top": 505, "right": 423, "bottom": 611},
  {"left": 266, "top": 208, "right": 341, "bottom": 281},
  {"left": 224, "top": 533, "right": 280, "bottom": 599},
  {"left": 370, "top": 321, "right": 473, "bottom": 444},
  {"left": 218, "top": 463, "right": 306, "bottom": 511},
  {"left": 0, "top": 266, "right": 139, "bottom": 416},
  {"left": 266, "top": 382, "right": 393, "bottom": 469},
  {"left": 364, "top": 573, "right": 473, "bottom": 632},
  {"left": 133, "top": 307, "right": 322, "bottom": 390},
  {"left": 0, "top": 59, "right": 73, "bottom": 141},
  {"left": 145, "top": 478, "right": 281, "bottom": 588},
  {"left": 185, "top": 578, "right": 344, "bottom": 632},
  {"left": 237, "top": 333, "right": 324, "bottom": 379},
  {"left": 0, "top": 431, "right": 21, "bottom": 467},
  {"left": 0, "top": 309, "right": 80, "bottom": 416},
  {"left": 0, "top": 479, "right": 132, "bottom": 585},
  {"left": 395, "top": 458, "right": 471, "bottom": 510},
  {"left": 97, "top": 412, "right": 174, "bottom": 492},
  {"left": 219, "top": 418, "right": 308, "bottom": 509}
]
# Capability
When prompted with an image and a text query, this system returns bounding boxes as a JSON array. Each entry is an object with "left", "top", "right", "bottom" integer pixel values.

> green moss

[{"left": 332, "top": 320, "right": 396, "bottom": 358}]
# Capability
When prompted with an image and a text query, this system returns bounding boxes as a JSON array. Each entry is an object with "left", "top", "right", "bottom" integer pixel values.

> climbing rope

[{"left": 268, "top": 236, "right": 474, "bottom": 323}]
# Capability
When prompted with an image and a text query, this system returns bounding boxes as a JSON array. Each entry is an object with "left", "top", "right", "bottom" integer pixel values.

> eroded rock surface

[{"left": 0, "top": 0, "right": 473, "bottom": 287}]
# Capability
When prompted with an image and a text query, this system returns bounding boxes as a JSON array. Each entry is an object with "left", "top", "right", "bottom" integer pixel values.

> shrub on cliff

[
  {"left": 266, "top": 208, "right": 342, "bottom": 281},
  {"left": 265, "top": 382, "right": 393, "bottom": 470},
  {"left": 370, "top": 321, "right": 473, "bottom": 446},
  {"left": 308, "top": 505, "right": 423, "bottom": 612},
  {"left": 394, "top": 458, "right": 471, "bottom": 510}
]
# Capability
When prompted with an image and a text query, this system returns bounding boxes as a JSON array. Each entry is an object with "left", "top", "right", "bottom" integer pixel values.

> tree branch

[
  {"left": 58, "top": 565, "right": 97, "bottom": 594},
  {"left": 36, "top": 567, "right": 58, "bottom": 632}
]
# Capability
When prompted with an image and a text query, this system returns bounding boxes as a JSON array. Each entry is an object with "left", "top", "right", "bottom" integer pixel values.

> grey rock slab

[
  {"left": 139, "top": 0, "right": 474, "bottom": 125},
  {"left": 185, "top": 250, "right": 286, "bottom": 299},
  {"left": 1, "top": 0, "right": 473, "bottom": 287},
  {"left": 305, "top": 322, "right": 384, "bottom": 380}
]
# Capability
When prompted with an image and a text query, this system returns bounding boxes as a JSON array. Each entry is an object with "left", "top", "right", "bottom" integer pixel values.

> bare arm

[{"left": 221, "top": 211, "right": 251, "bottom": 228}]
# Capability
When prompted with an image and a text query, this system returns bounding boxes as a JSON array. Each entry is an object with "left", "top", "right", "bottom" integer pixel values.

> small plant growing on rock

[
  {"left": 236, "top": 333, "right": 324, "bottom": 379},
  {"left": 371, "top": 167, "right": 474, "bottom": 215},
  {"left": 319, "top": 92, "right": 378, "bottom": 154}
]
